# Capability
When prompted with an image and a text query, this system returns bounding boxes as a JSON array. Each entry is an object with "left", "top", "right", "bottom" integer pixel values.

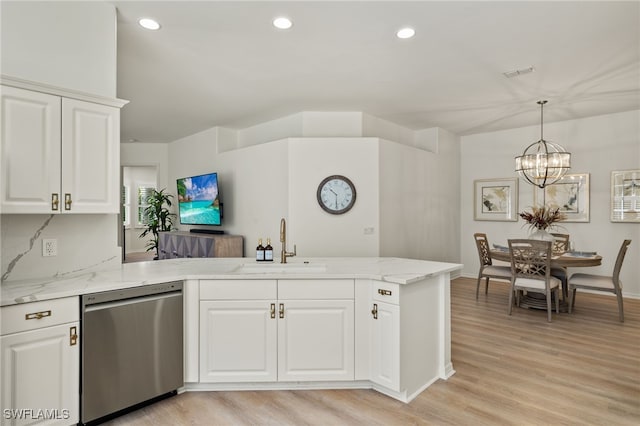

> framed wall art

[
  {"left": 474, "top": 178, "right": 518, "bottom": 221},
  {"left": 611, "top": 169, "right": 640, "bottom": 223},
  {"left": 534, "top": 173, "right": 589, "bottom": 222}
]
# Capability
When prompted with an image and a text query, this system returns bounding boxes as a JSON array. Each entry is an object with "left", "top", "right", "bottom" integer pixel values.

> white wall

[
  {"left": 461, "top": 110, "right": 640, "bottom": 297},
  {"left": 168, "top": 128, "right": 290, "bottom": 256},
  {"left": 380, "top": 128, "right": 461, "bottom": 262},
  {"left": 146, "top": 118, "right": 461, "bottom": 263},
  {"left": 288, "top": 137, "right": 380, "bottom": 257},
  {"left": 0, "top": 1, "right": 117, "bottom": 98}
]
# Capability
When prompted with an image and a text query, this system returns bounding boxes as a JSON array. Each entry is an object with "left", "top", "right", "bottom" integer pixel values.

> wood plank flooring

[{"left": 104, "top": 277, "right": 640, "bottom": 425}]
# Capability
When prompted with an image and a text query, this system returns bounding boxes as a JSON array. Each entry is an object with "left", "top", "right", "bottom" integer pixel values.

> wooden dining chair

[
  {"left": 473, "top": 233, "right": 512, "bottom": 299},
  {"left": 550, "top": 233, "right": 570, "bottom": 254},
  {"left": 568, "top": 239, "right": 631, "bottom": 322},
  {"left": 508, "top": 239, "right": 561, "bottom": 322},
  {"left": 551, "top": 233, "right": 570, "bottom": 300}
]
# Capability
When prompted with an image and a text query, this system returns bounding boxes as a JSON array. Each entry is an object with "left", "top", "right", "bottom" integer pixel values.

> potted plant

[
  {"left": 519, "top": 204, "right": 567, "bottom": 241},
  {"left": 139, "top": 188, "right": 176, "bottom": 260}
]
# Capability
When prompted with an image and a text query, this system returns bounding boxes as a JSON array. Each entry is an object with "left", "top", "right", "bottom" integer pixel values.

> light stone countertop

[{"left": 1, "top": 257, "right": 463, "bottom": 306}]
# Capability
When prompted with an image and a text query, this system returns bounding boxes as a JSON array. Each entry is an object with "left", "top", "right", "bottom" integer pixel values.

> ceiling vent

[{"left": 503, "top": 66, "right": 535, "bottom": 78}]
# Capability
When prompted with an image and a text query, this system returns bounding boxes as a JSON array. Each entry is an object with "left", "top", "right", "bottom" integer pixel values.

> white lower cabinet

[
  {"left": 368, "top": 278, "right": 444, "bottom": 402},
  {"left": 277, "top": 299, "right": 354, "bottom": 381},
  {"left": 0, "top": 298, "right": 79, "bottom": 426},
  {"left": 199, "top": 279, "right": 354, "bottom": 383},
  {"left": 200, "top": 300, "right": 277, "bottom": 382},
  {"left": 370, "top": 301, "right": 400, "bottom": 391}
]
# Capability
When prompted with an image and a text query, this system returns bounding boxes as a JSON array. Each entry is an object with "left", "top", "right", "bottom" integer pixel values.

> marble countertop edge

[{"left": 1, "top": 257, "right": 463, "bottom": 306}]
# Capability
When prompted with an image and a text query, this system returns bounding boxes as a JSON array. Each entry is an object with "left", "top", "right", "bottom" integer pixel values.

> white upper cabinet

[
  {"left": 1, "top": 86, "right": 61, "bottom": 213},
  {"left": 61, "top": 98, "right": 119, "bottom": 213},
  {"left": 1, "top": 84, "right": 122, "bottom": 214}
]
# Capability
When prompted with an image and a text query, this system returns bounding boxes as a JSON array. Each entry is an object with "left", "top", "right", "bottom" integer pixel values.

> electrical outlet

[
  {"left": 42, "top": 239, "right": 57, "bottom": 257},
  {"left": 364, "top": 227, "right": 375, "bottom": 235}
]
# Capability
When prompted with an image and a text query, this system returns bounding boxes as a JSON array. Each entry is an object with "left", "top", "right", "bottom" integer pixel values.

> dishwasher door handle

[{"left": 84, "top": 291, "right": 182, "bottom": 312}]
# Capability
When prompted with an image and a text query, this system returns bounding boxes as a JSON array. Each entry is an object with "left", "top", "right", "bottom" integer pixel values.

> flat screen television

[{"left": 176, "top": 172, "right": 221, "bottom": 226}]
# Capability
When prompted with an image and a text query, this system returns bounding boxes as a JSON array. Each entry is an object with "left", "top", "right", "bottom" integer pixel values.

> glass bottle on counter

[
  {"left": 264, "top": 238, "right": 273, "bottom": 262},
  {"left": 256, "top": 239, "right": 265, "bottom": 262}
]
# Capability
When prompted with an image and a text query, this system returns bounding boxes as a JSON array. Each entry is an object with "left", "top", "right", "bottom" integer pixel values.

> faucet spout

[{"left": 279, "top": 217, "right": 296, "bottom": 263}]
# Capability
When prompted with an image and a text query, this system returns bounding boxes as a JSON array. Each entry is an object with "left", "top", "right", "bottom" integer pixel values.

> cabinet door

[
  {"left": 370, "top": 301, "right": 400, "bottom": 391},
  {"left": 278, "top": 300, "right": 354, "bottom": 382},
  {"left": 1, "top": 86, "right": 61, "bottom": 213},
  {"left": 1, "top": 322, "right": 79, "bottom": 426},
  {"left": 200, "top": 300, "right": 277, "bottom": 383},
  {"left": 61, "top": 98, "right": 119, "bottom": 213}
]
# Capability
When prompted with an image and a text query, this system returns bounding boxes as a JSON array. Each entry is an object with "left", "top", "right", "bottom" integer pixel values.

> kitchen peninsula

[{"left": 1, "top": 257, "right": 461, "bottom": 424}]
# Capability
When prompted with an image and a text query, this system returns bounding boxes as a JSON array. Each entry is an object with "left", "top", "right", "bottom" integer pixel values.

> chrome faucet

[{"left": 279, "top": 217, "right": 296, "bottom": 263}]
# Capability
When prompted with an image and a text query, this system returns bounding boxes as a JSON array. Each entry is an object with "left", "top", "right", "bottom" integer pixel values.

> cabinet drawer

[
  {"left": 372, "top": 282, "right": 399, "bottom": 305},
  {"left": 200, "top": 279, "right": 277, "bottom": 300},
  {"left": 1, "top": 297, "right": 79, "bottom": 335},
  {"left": 278, "top": 279, "right": 354, "bottom": 300}
]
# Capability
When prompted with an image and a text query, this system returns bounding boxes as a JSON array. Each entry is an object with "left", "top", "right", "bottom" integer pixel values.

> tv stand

[
  {"left": 190, "top": 228, "right": 225, "bottom": 235},
  {"left": 158, "top": 231, "right": 243, "bottom": 259}
]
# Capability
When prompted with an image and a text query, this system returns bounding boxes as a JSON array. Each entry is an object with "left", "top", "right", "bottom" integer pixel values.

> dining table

[
  {"left": 490, "top": 247, "right": 603, "bottom": 268},
  {"left": 490, "top": 245, "right": 602, "bottom": 312}
]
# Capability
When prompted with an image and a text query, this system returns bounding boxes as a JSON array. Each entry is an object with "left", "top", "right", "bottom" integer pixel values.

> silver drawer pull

[
  {"left": 377, "top": 289, "right": 392, "bottom": 296},
  {"left": 25, "top": 310, "right": 52, "bottom": 320}
]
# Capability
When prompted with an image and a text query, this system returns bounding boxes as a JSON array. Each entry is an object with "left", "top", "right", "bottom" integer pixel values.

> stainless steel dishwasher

[{"left": 80, "top": 281, "right": 183, "bottom": 425}]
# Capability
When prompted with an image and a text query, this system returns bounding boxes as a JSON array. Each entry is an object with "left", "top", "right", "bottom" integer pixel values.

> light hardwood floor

[{"left": 105, "top": 277, "right": 640, "bottom": 425}]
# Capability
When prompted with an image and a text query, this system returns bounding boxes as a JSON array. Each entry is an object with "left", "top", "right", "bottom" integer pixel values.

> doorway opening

[{"left": 121, "top": 165, "right": 158, "bottom": 263}]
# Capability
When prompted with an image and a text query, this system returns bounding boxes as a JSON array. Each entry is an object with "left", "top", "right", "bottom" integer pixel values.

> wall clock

[{"left": 316, "top": 175, "right": 356, "bottom": 215}]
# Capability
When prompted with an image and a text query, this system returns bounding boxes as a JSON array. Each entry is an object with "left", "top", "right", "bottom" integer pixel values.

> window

[
  {"left": 122, "top": 185, "right": 130, "bottom": 227},
  {"left": 137, "top": 185, "right": 156, "bottom": 227}
]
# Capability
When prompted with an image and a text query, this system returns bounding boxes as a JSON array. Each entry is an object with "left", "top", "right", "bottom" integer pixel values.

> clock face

[{"left": 317, "top": 175, "right": 356, "bottom": 215}]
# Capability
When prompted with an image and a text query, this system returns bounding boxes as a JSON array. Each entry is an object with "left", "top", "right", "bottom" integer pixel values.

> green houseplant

[{"left": 139, "top": 188, "right": 176, "bottom": 260}]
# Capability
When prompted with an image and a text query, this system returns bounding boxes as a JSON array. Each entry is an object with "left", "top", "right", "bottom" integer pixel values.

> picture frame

[
  {"left": 534, "top": 173, "right": 589, "bottom": 222},
  {"left": 611, "top": 169, "right": 640, "bottom": 223},
  {"left": 474, "top": 178, "right": 518, "bottom": 221}
]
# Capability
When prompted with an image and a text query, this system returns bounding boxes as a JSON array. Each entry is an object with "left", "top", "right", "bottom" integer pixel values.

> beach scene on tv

[{"left": 177, "top": 173, "right": 221, "bottom": 225}]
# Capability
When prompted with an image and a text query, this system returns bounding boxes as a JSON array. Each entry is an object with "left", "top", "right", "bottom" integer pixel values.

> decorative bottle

[
  {"left": 256, "top": 239, "right": 265, "bottom": 262},
  {"left": 264, "top": 238, "right": 273, "bottom": 262}
]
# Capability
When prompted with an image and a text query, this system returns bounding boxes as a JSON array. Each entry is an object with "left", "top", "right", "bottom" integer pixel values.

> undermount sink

[{"left": 238, "top": 262, "right": 327, "bottom": 274}]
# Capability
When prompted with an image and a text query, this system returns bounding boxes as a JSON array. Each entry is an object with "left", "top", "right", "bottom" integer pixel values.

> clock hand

[{"left": 329, "top": 189, "right": 337, "bottom": 196}]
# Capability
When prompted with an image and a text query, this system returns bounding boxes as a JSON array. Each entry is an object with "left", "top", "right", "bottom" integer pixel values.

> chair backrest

[
  {"left": 508, "top": 239, "right": 553, "bottom": 283},
  {"left": 612, "top": 239, "right": 632, "bottom": 289},
  {"left": 474, "top": 233, "right": 492, "bottom": 267},
  {"left": 551, "top": 233, "right": 570, "bottom": 255}
]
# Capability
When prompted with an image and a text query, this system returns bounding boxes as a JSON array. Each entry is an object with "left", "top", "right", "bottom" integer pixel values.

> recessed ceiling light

[
  {"left": 273, "top": 17, "right": 293, "bottom": 30},
  {"left": 138, "top": 18, "right": 161, "bottom": 31},
  {"left": 396, "top": 27, "right": 415, "bottom": 39}
]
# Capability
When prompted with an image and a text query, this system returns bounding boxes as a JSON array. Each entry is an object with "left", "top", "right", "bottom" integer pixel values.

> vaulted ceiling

[{"left": 112, "top": 1, "right": 640, "bottom": 143}]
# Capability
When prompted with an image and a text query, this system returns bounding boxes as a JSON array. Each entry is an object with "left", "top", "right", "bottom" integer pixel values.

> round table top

[{"left": 490, "top": 249, "right": 602, "bottom": 268}]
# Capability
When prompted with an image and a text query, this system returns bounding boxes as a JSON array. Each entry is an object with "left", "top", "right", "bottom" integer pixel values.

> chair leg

[
  {"left": 546, "top": 291, "right": 552, "bottom": 322},
  {"left": 555, "top": 289, "right": 560, "bottom": 314},
  {"left": 568, "top": 287, "right": 576, "bottom": 313},
  {"left": 476, "top": 274, "right": 482, "bottom": 299},
  {"left": 508, "top": 283, "right": 514, "bottom": 315},
  {"left": 616, "top": 291, "right": 624, "bottom": 322},
  {"left": 485, "top": 277, "right": 489, "bottom": 294}
]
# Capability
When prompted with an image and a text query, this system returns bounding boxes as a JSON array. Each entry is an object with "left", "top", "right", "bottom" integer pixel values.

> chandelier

[{"left": 515, "top": 100, "right": 571, "bottom": 189}]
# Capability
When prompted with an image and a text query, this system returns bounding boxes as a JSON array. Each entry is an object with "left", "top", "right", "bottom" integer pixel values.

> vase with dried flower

[{"left": 519, "top": 205, "right": 567, "bottom": 241}]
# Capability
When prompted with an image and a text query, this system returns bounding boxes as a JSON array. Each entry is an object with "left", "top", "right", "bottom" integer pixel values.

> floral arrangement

[{"left": 519, "top": 205, "right": 567, "bottom": 231}]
